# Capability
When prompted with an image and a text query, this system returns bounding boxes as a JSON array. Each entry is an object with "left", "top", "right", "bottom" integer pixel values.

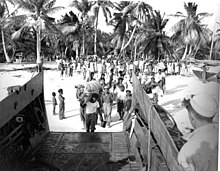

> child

[
  {"left": 124, "top": 90, "right": 132, "bottom": 115},
  {"left": 52, "top": 92, "right": 57, "bottom": 115},
  {"left": 84, "top": 93, "right": 101, "bottom": 132},
  {"left": 58, "top": 89, "right": 65, "bottom": 120}
]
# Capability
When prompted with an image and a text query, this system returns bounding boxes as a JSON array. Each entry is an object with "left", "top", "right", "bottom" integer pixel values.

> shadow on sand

[
  {"left": 160, "top": 99, "right": 182, "bottom": 114},
  {"left": 166, "top": 84, "right": 188, "bottom": 95}
]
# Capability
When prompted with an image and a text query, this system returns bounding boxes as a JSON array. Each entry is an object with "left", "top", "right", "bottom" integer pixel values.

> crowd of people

[
  {"left": 53, "top": 56, "right": 193, "bottom": 131},
  {"left": 52, "top": 55, "right": 218, "bottom": 171}
]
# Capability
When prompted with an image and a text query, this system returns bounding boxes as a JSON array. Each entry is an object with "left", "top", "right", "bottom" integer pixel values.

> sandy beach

[{"left": 0, "top": 62, "right": 219, "bottom": 135}]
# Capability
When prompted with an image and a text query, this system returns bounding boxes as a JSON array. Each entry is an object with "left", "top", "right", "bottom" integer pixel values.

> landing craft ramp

[{"left": 34, "top": 132, "right": 138, "bottom": 171}]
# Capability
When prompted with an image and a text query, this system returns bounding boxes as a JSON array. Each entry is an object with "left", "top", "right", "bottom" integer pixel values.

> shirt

[
  {"left": 102, "top": 93, "right": 113, "bottom": 103},
  {"left": 52, "top": 97, "right": 57, "bottom": 105},
  {"left": 58, "top": 95, "right": 65, "bottom": 106},
  {"left": 85, "top": 101, "right": 100, "bottom": 114},
  {"left": 155, "top": 72, "right": 165, "bottom": 83},
  {"left": 117, "top": 90, "right": 126, "bottom": 100},
  {"left": 178, "top": 124, "right": 218, "bottom": 171}
]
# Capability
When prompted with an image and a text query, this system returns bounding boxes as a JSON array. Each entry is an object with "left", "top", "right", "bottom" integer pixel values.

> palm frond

[
  {"left": 44, "top": 0, "right": 56, "bottom": 9},
  {"left": 14, "top": 0, "right": 35, "bottom": 13},
  {"left": 69, "top": 0, "right": 82, "bottom": 13},
  {"left": 101, "top": 6, "right": 112, "bottom": 23},
  {"left": 122, "top": 2, "right": 136, "bottom": 17},
  {"left": 42, "top": 6, "right": 64, "bottom": 15},
  {"left": 3, "top": 14, "right": 31, "bottom": 28},
  {"left": 169, "top": 12, "right": 186, "bottom": 18}
]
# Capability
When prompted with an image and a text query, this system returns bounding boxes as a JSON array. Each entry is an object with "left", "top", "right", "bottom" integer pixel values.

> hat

[{"left": 189, "top": 94, "right": 218, "bottom": 118}]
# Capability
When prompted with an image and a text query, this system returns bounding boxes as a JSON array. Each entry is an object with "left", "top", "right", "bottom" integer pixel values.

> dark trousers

[
  {"left": 80, "top": 107, "right": 86, "bottom": 129},
  {"left": 117, "top": 100, "right": 124, "bottom": 120},
  {"left": 85, "top": 113, "right": 96, "bottom": 132},
  {"left": 53, "top": 105, "right": 56, "bottom": 115}
]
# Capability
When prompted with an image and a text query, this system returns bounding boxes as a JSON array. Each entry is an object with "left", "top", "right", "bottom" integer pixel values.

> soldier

[{"left": 178, "top": 94, "right": 218, "bottom": 171}]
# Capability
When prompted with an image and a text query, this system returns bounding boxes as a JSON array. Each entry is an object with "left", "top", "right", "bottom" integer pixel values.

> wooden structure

[
  {"left": 130, "top": 73, "right": 185, "bottom": 171},
  {"left": 0, "top": 71, "right": 50, "bottom": 169}
]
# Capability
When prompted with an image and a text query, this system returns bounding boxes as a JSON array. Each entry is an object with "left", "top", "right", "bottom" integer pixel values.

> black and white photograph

[{"left": 0, "top": 0, "right": 219, "bottom": 170}]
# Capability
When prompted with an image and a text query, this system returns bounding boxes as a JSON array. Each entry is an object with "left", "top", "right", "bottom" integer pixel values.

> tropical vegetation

[{"left": 0, "top": 0, "right": 218, "bottom": 63}]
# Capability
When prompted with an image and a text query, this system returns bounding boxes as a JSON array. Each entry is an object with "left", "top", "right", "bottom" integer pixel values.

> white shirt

[
  {"left": 97, "top": 63, "right": 102, "bottom": 73},
  {"left": 155, "top": 72, "right": 165, "bottom": 83},
  {"left": 86, "top": 101, "right": 100, "bottom": 114},
  {"left": 139, "top": 60, "right": 144, "bottom": 69},
  {"left": 117, "top": 90, "right": 126, "bottom": 100},
  {"left": 178, "top": 124, "right": 218, "bottom": 171},
  {"left": 134, "top": 60, "right": 139, "bottom": 66}
]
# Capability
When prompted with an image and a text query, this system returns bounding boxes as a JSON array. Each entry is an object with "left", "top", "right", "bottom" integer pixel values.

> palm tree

[
  {"left": 213, "top": 23, "right": 220, "bottom": 59},
  {"left": 171, "top": 2, "right": 212, "bottom": 60},
  {"left": 0, "top": 0, "right": 16, "bottom": 63},
  {"left": 58, "top": 11, "right": 80, "bottom": 59},
  {"left": 120, "top": 1, "right": 152, "bottom": 53},
  {"left": 137, "top": 10, "right": 173, "bottom": 61},
  {"left": 109, "top": 1, "right": 152, "bottom": 57},
  {"left": 10, "top": 0, "right": 63, "bottom": 67},
  {"left": 109, "top": 1, "right": 135, "bottom": 56},
  {"left": 91, "top": 0, "right": 113, "bottom": 56},
  {"left": 69, "top": 0, "right": 94, "bottom": 58}
]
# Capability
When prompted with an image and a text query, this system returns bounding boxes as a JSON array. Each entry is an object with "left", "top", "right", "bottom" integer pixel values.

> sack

[
  {"left": 101, "top": 121, "right": 107, "bottom": 128},
  {"left": 85, "top": 80, "right": 101, "bottom": 93}
]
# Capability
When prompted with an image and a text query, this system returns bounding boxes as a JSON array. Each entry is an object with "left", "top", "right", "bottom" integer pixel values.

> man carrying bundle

[{"left": 82, "top": 80, "right": 104, "bottom": 125}]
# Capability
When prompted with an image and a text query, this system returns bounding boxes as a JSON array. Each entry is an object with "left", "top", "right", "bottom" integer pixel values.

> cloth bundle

[{"left": 84, "top": 80, "right": 101, "bottom": 94}]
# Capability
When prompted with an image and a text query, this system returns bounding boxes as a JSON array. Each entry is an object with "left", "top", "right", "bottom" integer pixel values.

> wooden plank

[
  {"left": 132, "top": 119, "right": 169, "bottom": 171},
  {"left": 0, "top": 72, "right": 43, "bottom": 128},
  {"left": 132, "top": 73, "right": 183, "bottom": 171}
]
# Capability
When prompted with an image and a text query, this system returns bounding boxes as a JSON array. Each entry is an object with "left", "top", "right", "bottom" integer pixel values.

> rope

[{"left": 147, "top": 105, "right": 153, "bottom": 171}]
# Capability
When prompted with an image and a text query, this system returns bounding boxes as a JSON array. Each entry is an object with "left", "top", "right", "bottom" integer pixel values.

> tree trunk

[
  {"left": 186, "top": 44, "right": 192, "bottom": 59},
  {"left": 82, "top": 21, "right": 86, "bottom": 59},
  {"left": 1, "top": 29, "right": 11, "bottom": 63},
  {"left": 36, "top": 23, "right": 41, "bottom": 64},
  {"left": 75, "top": 45, "right": 78, "bottom": 60},
  {"left": 193, "top": 41, "right": 201, "bottom": 58},
  {"left": 94, "top": 8, "right": 99, "bottom": 56},
  {"left": 181, "top": 44, "right": 188, "bottom": 60},
  {"left": 121, "top": 24, "right": 137, "bottom": 53},
  {"left": 134, "top": 41, "right": 137, "bottom": 61},
  {"left": 209, "top": 37, "right": 214, "bottom": 60},
  {"left": 65, "top": 47, "right": 68, "bottom": 57}
]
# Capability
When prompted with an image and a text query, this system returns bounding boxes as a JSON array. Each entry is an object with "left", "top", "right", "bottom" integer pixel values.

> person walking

[
  {"left": 116, "top": 85, "right": 126, "bottom": 120},
  {"left": 178, "top": 94, "right": 218, "bottom": 171},
  {"left": 58, "top": 89, "right": 65, "bottom": 120},
  {"left": 76, "top": 85, "right": 86, "bottom": 129},
  {"left": 52, "top": 92, "right": 57, "bottom": 115},
  {"left": 102, "top": 85, "right": 114, "bottom": 128},
  {"left": 84, "top": 93, "right": 101, "bottom": 132},
  {"left": 124, "top": 90, "right": 132, "bottom": 116}
]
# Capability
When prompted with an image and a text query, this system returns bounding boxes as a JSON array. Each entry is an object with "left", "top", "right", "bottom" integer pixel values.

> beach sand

[{"left": 0, "top": 63, "right": 219, "bottom": 135}]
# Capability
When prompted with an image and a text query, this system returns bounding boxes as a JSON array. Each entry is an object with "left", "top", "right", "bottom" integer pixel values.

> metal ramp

[{"left": 32, "top": 132, "right": 139, "bottom": 171}]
